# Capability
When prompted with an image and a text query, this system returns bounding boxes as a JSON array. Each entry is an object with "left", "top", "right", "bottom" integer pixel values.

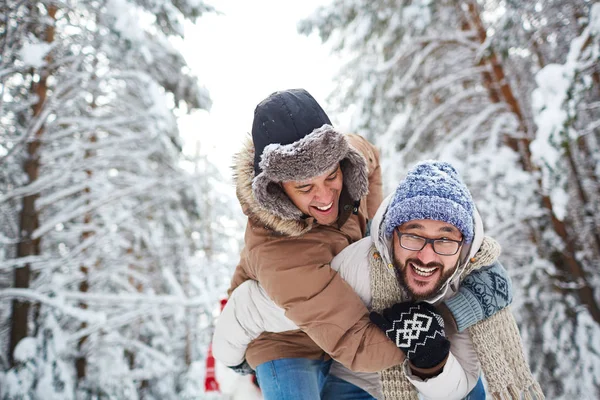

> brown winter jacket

[{"left": 227, "top": 134, "right": 404, "bottom": 372}]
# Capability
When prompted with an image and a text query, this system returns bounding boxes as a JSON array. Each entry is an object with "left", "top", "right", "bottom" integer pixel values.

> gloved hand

[
  {"left": 444, "top": 261, "right": 513, "bottom": 332},
  {"left": 229, "top": 360, "right": 254, "bottom": 375},
  {"left": 370, "top": 302, "right": 450, "bottom": 369}
]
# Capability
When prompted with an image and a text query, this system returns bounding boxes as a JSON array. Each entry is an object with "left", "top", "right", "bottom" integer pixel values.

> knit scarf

[{"left": 369, "top": 236, "right": 545, "bottom": 400}]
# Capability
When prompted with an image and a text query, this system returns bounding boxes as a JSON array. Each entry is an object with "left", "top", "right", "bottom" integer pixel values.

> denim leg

[
  {"left": 464, "top": 376, "right": 486, "bottom": 400},
  {"left": 255, "top": 358, "right": 332, "bottom": 400},
  {"left": 321, "top": 374, "right": 376, "bottom": 400}
]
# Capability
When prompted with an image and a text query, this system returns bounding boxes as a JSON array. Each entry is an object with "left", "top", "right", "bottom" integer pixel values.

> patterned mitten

[
  {"left": 444, "top": 261, "right": 513, "bottom": 332},
  {"left": 370, "top": 302, "right": 450, "bottom": 369}
]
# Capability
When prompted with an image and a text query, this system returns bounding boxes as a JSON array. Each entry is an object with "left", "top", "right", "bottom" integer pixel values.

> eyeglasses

[{"left": 396, "top": 231, "right": 463, "bottom": 256}]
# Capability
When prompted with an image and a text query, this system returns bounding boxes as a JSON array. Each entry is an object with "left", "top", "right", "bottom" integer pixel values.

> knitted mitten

[
  {"left": 445, "top": 261, "right": 513, "bottom": 332},
  {"left": 370, "top": 302, "right": 450, "bottom": 369}
]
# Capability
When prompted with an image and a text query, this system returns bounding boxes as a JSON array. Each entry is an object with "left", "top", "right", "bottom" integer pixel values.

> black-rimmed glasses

[{"left": 396, "top": 231, "right": 463, "bottom": 256}]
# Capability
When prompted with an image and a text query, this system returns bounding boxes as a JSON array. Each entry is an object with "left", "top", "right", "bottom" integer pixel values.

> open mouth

[
  {"left": 312, "top": 201, "right": 334, "bottom": 213},
  {"left": 409, "top": 262, "right": 438, "bottom": 278}
]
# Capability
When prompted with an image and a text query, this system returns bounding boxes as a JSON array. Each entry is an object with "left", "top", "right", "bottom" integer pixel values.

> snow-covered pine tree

[
  {"left": 300, "top": 0, "right": 600, "bottom": 398},
  {"left": 0, "top": 1, "right": 238, "bottom": 398}
]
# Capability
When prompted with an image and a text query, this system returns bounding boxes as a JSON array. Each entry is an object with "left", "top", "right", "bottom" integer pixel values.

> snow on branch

[
  {"left": 0, "top": 170, "right": 71, "bottom": 204},
  {"left": 66, "top": 305, "right": 157, "bottom": 344},
  {"left": 101, "top": 334, "right": 176, "bottom": 371},
  {"left": 58, "top": 290, "right": 211, "bottom": 308},
  {"left": 420, "top": 66, "right": 487, "bottom": 100},
  {"left": 0, "top": 288, "right": 105, "bottom": 323},
  {"left": 447, "top": 103, "right": 508, "bottom": 143},
  {"left": 32, "top": 179, "right": 160, "bottom": 239},
  {"left": 0, "top": 255, "right": 52, "bottom": 271},
  {"left": 403, "top": 88, "right": 481, "bottom": 154}
]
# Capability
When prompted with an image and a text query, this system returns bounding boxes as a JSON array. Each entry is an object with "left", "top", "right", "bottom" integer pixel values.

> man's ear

[{"left": 460, "top": 207, "right": 484, "bottom": 266}]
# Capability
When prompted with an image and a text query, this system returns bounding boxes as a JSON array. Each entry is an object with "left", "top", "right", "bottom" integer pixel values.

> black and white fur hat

[{"left": 250, "top": 89, "right": 369, "bottom": 220}]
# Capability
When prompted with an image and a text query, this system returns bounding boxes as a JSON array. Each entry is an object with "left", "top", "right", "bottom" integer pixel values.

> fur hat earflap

[{"left": 252, "top": 125, "right": 369, "bottom": 220}]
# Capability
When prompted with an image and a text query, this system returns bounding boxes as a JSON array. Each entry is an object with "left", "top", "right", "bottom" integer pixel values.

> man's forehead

[{"left": 398, "top": 219, "right": 460, "bottom": 232}]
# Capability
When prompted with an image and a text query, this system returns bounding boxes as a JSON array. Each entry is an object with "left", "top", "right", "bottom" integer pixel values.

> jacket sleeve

[
  {"left": 227, "top": 244, "right": 254, "bottom": 297},
  {"left": 255, "top": 237, "right": 404, "bottom": 373},
  {"left": 346, "top": 134, "right": 383, "bottom": 219},
  {"left": 443, "top": 261, "right": 513, "bottom": 332},
  {"left": 213, "top": 280, "right": 299, "bottom": 367}
]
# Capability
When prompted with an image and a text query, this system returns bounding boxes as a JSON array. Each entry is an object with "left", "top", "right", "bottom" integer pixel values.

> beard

[{"left": 393, "top": 256, "right": 459, "bottom": 301}]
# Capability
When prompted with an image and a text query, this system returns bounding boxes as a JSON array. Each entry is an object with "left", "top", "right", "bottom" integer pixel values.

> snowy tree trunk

[
  {"left": 76, "top": 131, "right": 96, "bottom": 381},
  {"left": 463, "top": 0, "right": 600, "bottom": 324},
  {"left": 9, "top": 3, "right": 57, "bottom": 367},
  {"left": 565, "top": 142, "right": 600, "bottom": 252}
]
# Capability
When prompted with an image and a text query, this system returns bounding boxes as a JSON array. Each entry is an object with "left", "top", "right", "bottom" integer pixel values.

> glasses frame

[{"left": 395, "top": 230, "right": 463, "bottom": 256}]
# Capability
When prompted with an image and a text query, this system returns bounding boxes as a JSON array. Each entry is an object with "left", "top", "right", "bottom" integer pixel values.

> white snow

[
  {"left": 19, "top": 39, "right": 53, "bottom": 68},
  {"left": 402, "top": 0, "right": 432, "bottom": 32},
  {"left": 529, "top": 6, "right": 597, "bottom": 220},
  {"left": 105, "top": 0, "right": 145, "bottom": 43},
  {"left": 590, "top": 3, "right": 600, "bottom": 35},
  {"left": 13, "top": 337, "right": 37, "bottom": 363}
]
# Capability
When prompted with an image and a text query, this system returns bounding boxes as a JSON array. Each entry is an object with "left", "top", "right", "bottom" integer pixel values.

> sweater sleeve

[
  {"left": 443, "top": 261, "right": 513, "bottom": 332},
  {"left": 346, "top": 134, "right": 383, "bottom": 219},
  {"left": 255, "top": 237, "right": 404, "bottom": 373}
]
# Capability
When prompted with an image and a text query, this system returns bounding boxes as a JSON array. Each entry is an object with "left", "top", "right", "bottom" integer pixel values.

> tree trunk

[
  {"left": 76, "top": 131, "right": 97, "bottom": 380},
  {"left": 10, "top": 4, "right": 57, "bottom": 367},
  {"left": 463, "top": 0, "right": 600, "bottom": 324},
  {"left": 566, "top": 141, "right": 600, "bottom": 253}
]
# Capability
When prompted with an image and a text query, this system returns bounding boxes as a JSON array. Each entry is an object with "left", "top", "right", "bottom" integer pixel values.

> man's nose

[
  {"left": 416, "top": 241, "right": 437, "bottom": 263},
  {"left": 313, "top": 184, "right": 330, "bottom": 202}
]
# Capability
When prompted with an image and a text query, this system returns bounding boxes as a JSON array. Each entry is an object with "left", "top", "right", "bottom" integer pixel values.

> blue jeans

[
  {"left": 465, "top": 376, "right": 486, "bottom": 399},
  {"left": 322, "top": 374, "right": 375, "bottom": 400},
  {"left": 255, "top": 357, "right": 485, "bottom": 400},
  {"left": 255, "top": 357, "right": 332, "bottom": 400},
  {"left": 320, "top": 373, "right": 483, "bottom": 399}
]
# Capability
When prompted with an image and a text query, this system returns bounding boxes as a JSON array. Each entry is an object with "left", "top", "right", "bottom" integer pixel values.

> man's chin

[
  {"left": 401, "top": 276, "right": 441, "bottom": 301},
  {"left": 407, "top": 286, "right": 437, "bottom": 301},
  {"left": 318, "top": 212, "right": 339, "bottom": 225},
  {"left": 408, "top": 287, "right": 437, "bottom": 301}
]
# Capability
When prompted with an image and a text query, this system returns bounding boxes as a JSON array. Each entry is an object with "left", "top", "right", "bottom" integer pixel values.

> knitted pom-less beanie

[{"left": 383, "top": 161, "right": 475, "bottom": 243}]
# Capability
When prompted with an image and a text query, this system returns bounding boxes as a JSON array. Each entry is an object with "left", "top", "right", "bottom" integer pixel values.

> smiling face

[
  {"left": 392, "top": 219, "right": 463, "bottom": 300},
  {"left": 281, "top": 164, "right": 343, "bottom": 225}
]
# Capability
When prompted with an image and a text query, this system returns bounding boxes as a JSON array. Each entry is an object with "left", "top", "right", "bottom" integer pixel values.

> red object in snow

[
  {"left": 205, "top": 298, "right": 229, "bottom": 393},
  {"left": 204, "top": 343, "right": 220, "bottom": 392}
]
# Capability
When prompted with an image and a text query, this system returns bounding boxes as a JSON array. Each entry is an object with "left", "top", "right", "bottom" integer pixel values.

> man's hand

[{"left": 369, "top": 302, "right": 450, "bottom": 369}]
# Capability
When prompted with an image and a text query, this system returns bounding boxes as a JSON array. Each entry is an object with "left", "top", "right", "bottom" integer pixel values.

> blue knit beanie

[{"left": 383, "top": 161, "right": 475, "bottom": 243}]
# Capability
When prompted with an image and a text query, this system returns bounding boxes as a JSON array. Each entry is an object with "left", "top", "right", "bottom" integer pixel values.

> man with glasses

[{"left": 214, "top": 160, "right": 543, "bottom": 399}]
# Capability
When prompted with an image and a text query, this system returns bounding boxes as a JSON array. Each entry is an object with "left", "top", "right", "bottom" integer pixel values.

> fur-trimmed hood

[
  {"left": 233, "top": 130, "right": 369, "bottom": 237},
  {"left": 253, "top": 125, "right": 368, "bottom": 222},
  {"left": 234, "top": 138, "right": 314, "bottom": 237}
]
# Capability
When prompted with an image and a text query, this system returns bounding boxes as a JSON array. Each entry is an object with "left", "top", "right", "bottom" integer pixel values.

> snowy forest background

[{"left": 1, "top": 0, "right": 599, "bottom": 399}]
